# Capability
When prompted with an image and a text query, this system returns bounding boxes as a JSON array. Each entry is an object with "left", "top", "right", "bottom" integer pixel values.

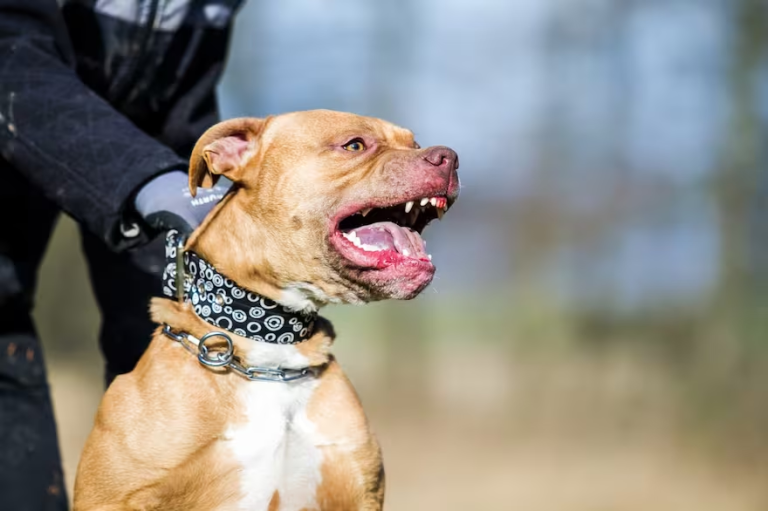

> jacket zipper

[{"left": 112, "top": 0, "right": 162, "bottom": 107}]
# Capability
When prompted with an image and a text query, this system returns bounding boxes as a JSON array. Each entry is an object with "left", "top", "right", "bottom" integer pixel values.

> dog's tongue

[{"left": 349, "top": 222, "right": 427, "bottom": 258}]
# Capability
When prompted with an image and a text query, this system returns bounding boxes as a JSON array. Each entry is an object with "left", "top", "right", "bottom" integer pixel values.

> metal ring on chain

[
  {"left": 197, "top": 331, "right": 234, "bottom": 367},
  {"left": 161, "top": 325, "right": 313, "bottom": 383}
]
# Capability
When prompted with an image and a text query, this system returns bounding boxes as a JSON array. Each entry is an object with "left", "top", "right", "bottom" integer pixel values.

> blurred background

[{"left": 36, "top": 0, "right": 768, "bottom": 509}]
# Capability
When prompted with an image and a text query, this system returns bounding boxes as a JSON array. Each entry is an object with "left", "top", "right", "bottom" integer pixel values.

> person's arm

[{"left": 0, "top": 0, "right": 192, "bottom": 250}]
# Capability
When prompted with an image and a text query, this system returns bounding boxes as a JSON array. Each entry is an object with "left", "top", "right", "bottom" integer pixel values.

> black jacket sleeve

[{"left": 0, "top": 0, "right": 188, "bottom": 250}]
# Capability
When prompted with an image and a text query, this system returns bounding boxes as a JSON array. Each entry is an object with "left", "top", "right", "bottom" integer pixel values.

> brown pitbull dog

[{"left": 73, "top": 110, "right": 459, "bottom": 511}]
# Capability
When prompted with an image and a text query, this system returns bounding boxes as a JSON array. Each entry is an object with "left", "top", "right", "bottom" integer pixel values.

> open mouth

[{"left": 334, "top": 196, "right": 449, "bottom": 265}]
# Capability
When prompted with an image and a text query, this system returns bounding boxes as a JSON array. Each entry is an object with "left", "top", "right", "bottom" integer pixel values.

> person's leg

[
  {"left": 80, "top": 231, "right": 165, "bottom": 386},
  {"left": 0, "top": 164, "right": 68, "bottom": 510}
]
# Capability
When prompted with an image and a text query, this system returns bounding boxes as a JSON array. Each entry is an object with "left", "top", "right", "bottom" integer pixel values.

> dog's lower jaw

[{"left": 338, "top": 264, "right": 435, "bottom": 303}]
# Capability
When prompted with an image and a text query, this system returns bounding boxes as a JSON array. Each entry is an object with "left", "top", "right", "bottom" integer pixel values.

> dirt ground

[{"left": 48, "top": 352, "right": 768, "bottom": 511}]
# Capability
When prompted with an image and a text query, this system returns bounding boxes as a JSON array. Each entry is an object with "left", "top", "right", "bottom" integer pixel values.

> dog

[{"left": 73, "top": 110, "right": 459, "bottom": 511}]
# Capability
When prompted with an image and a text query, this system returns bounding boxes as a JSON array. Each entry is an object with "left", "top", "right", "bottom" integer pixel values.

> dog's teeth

[
  {"left": 405, "top": 201, "right": 414, "bottom": 213},
  {"left": 420, "top": 198, "right": 429, "bottom": 207},
  {"left": 430, "top": 197, "right": 437, "bottom": 207},
  {"left": 428, "top": 254, "right": 432, "bottom": 260},
  {"left": 410, "top": 208, "right": 419, "bottom": 225},
  {"left": 402, "top": 249, "right": 410, "bottom": 257},
  {"left": 345, "top": 231, "right": 384, "bottom": 252},
  {"left": 361, "top": 208, "right": 372, "bottom": 217},
  {"left": 436, "top": 207, "right": 444, "bottom": 220}
]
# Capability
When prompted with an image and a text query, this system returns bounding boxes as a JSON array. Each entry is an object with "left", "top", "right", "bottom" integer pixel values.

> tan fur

[
  {"left": 75, "top": 330, "right": 245, "bottom": 510},
  {"left": 74, "top": 110, "right": 458, "bottom": 510},
  {"left": 295, "top": 317, "right": 335, "bottom": 366},
  {"left": 268, "top": 492, "right": 281, "bottom": 511},
  {"left": 308, "top": 362, "right": 385, "bottom": 510}
]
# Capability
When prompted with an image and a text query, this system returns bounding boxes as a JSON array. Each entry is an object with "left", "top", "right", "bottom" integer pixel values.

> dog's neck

[
  {"left": 155, "top": 219, "right": 335, "bottom": 369},
  {"left": 162, "top": 230, "right": 318, "bottom": 345},
  {"left": 185, "top": 190, "right": 330, "bottom": 313}
]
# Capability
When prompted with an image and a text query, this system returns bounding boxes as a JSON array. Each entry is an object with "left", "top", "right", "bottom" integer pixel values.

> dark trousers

[{"left": 0, "top": 164, "right": 163, "bottom": 510}]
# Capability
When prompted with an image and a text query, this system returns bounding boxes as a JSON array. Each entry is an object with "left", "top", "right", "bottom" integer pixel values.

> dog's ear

[{"left": 188, "top": 117, "right": 267, "bottom": 196}]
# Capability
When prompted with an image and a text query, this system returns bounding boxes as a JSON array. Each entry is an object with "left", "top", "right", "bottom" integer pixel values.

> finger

[{"left": 144, "top": 211, "right": 194, "bottom": 236}]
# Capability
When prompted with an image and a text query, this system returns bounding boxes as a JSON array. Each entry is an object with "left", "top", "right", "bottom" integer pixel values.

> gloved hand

[{"left": 133, "top": 171, "right": 231, "bottom": 236}]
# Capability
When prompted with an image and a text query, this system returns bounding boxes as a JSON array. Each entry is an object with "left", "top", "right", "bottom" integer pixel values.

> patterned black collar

[{"left": 162, "top": 230, "right": 317, "bottom": 344}]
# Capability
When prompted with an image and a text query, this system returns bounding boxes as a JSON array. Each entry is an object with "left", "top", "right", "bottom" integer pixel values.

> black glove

[{"left": 133, "top": 171, "right": 231, "bottom": 236}]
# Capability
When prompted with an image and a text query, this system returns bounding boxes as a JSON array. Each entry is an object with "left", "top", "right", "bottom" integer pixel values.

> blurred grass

[{"left": 35, "top": 217, "right": 768, "bottom": 510}]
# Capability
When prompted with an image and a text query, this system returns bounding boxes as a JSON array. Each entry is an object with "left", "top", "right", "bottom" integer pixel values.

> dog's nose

[{"left": 423, "top": 146, "right": 458, "bottom": 171}]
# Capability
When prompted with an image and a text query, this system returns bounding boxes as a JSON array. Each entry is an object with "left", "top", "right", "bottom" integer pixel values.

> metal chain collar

[
  {"left": 163, "top": 234, "right": 311, "bottom": 383},
  {"left": 162, "top": 325, "right": 312, "bottom": 382}
]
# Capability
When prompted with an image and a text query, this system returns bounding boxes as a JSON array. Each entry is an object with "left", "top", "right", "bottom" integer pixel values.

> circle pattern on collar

[{"left": 162, "top": 231, "right": 316, "bottom": 344}]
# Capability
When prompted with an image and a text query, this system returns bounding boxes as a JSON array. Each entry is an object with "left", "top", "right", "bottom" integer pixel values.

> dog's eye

[{"left": 342, "top": 139, "right": 366, "bottom": 152}]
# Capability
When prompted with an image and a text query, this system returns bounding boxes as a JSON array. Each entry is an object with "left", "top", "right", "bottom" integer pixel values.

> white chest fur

[{"left": 225, "top": 375, "right": 324, "bottom": 511}]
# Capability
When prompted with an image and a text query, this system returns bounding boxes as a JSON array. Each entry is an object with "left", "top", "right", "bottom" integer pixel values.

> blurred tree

[
  {"left": 721, "top": 0, "right": 766, "bottom": 290},
  {"left": 718, "top": 0, "right": 767, "bottom": 321}
]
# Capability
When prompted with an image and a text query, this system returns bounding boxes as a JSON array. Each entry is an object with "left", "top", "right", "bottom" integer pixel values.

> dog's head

[{"left": 188, "top": 110, "right": 459, "bottom": 309}]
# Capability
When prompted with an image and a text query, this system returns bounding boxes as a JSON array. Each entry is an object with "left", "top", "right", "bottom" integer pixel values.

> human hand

[{"left": 134, "top": 171, "right": 230, "bottom": 236}]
